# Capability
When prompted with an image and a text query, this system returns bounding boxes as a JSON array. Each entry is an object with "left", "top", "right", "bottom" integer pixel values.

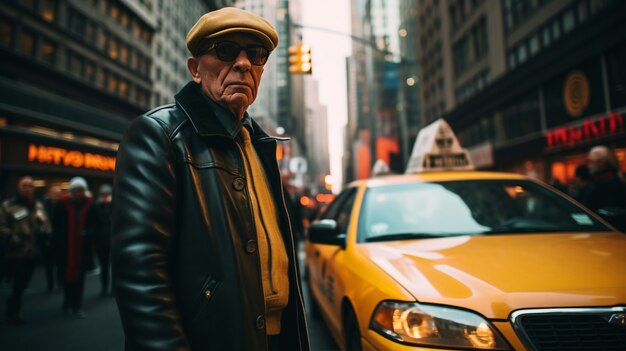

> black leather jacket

[{"left": 111, "top": 82, "right": 310, "bottom": 351}]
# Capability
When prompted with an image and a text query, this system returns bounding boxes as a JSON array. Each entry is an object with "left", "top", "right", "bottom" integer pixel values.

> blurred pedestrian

[
  {"left": 111, "top": 7, "right": 309, "bottom": 351},
  {"left": 569, "top": 164, "right": 593, "bottom": 204},
  {"left": 52, "top": 177, "right": 95, "bottom": 318},
  {"left": 586, "top": 146, "right": 626, "bottom": 230},
  {"left": 586, "top": 146, "right": 626, "bottom": 211},
  {"left": 41, "top": 184, "right": 62, "bottom": 292},
  {"left": 92, "top": 184, "right": 112, "bottom": 296},
  {"left": 0, "top": 176, "right": 51, "bottom": 324}
]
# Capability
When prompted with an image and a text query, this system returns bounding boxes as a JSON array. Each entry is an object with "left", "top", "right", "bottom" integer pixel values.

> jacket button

[
  {"left": 232, "top": 178, "right": 245, "bottom": 191},
  {"left": 256, "top": 315, "right": 266, "bottom": 330},
  {"left": 204, "top": 289, "right": 212, "bottom": 300},
  {"left": 245, "top": 240, "right": 257, "bottom": 254}
]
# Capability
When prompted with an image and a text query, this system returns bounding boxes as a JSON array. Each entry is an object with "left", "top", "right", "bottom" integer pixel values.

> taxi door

[{"left": 306, "top": 188, "right": 358, "bottom": 335}]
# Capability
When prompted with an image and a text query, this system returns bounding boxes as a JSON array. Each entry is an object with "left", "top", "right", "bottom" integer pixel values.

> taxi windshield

[{"left": 358, "top": 179, "right": 611, "bottom": 243}]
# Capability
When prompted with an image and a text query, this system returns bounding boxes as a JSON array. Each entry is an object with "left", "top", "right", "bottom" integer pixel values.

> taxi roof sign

[{"left": 405, "top": 118, "right": 474, "bottom": 173}]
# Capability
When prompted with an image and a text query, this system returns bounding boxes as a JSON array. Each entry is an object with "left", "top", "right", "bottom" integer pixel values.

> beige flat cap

[{"left": 186, "top": 7, "right": 279, "bottom": 55}]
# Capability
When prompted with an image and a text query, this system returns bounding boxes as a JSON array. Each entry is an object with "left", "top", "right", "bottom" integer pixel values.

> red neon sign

[{"left": 546, "top": 111, "right": 624, "bottom": 149}]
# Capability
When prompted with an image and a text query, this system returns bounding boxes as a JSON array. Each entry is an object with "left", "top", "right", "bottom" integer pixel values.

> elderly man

[{"left": 111, "top": 7, "right": 310, "bottom": 351}]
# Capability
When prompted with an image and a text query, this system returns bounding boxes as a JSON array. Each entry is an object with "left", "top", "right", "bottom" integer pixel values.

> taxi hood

[{"left": 361, "top": 233, "right": 626, "bottom": 319}]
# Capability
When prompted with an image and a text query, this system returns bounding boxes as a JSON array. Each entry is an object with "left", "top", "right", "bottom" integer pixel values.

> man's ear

[{"left": 187, "top": 57, "right": 201, "bottom": 83}]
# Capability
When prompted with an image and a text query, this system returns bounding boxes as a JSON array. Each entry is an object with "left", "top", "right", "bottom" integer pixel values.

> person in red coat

[{"left": 52, "top": 177, "right": 95, "bottom": 318}]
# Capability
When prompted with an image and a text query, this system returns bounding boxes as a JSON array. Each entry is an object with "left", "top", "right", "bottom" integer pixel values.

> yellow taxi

[{"left": 304, "top": 120, "right": 626, "bottom": 351}]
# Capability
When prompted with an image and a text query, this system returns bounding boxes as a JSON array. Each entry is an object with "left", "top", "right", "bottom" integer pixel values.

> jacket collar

[{"left": 174, "top": 81, "right": 274, "bottom": 142}]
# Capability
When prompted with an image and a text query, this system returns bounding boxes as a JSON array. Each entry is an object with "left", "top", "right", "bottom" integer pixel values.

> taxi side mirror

[{"left": 307, "top": 219, "right": 346, "bottom": 249}]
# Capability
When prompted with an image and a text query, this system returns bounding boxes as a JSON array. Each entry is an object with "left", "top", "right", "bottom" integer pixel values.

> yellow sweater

[{"left": 240, "top": 127, "right": 289, "bottom": 335}]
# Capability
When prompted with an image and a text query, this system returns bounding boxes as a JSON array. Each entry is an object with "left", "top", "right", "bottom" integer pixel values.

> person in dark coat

[
  {"left": 570, "top": 164, "right": 593, "bottom": 204},
  {"left": 41, "top": 184, "right": 62, "bottom": 292},
  {"left": 0, "top": 176, "right": 51, "bottom": 324},
  {"left": 586, "top": 146, "right": 626, "bottom": 230},
  {"left": 52, "top": 177, "right": 95, "bottom": 318},
  {"left": 111, "top": 7, "right": 310, "bottom": 351},
  {"left": 92, "top": 184, "right": 112, "bottom": 296}
]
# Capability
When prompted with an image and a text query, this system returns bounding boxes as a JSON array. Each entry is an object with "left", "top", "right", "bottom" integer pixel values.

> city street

[{"left": 0, "top": 249, "right": 339, "bottom": 351}]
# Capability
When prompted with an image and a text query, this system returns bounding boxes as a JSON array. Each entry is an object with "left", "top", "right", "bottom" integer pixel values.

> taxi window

[
  {"left": 358, "top": 179, "right": 611, "bottom": 243},
  {"left": 321, "top": 188, "right": 357, "bottom": 234}
]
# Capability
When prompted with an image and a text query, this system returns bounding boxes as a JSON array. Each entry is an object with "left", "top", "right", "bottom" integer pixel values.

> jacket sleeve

[{"left": 111, "top": 115, "right": 189, "bottom": 351}]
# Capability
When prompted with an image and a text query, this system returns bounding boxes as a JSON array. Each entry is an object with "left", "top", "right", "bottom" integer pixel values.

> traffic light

[{"left": 288, "top": 43, "right": 312, "bottom": 74}]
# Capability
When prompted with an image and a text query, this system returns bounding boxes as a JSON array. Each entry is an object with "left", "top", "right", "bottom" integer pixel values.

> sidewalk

[{"left": 0, "top": 266, "right": 124, "bottom": 351}]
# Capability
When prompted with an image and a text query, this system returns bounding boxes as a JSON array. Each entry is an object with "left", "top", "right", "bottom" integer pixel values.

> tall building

[
  {"left": 418, "top": 0, "right": 625, "bottom": 182},
  {"left": 345, "top": 0, "right": 421, "bottom": 181},
  {"left": 151, "top": 0, "right": 215, "bottom": 106},
  {"left": 0, "top": 0, "right": 232, "bottom": 196},
  {"left": 304, "top": 78, "right": 330, "bottom": 191},
  {"left": 0, "top": 0, "right": 156, "bottom": 195}
]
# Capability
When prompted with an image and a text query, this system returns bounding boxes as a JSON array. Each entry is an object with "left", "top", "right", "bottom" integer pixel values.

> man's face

[
  {"left": 18, "top": 177, "right": 34, "bottom": 200},
  {"left": 187, "top": 33, "right": 265, "bottom": 118}
]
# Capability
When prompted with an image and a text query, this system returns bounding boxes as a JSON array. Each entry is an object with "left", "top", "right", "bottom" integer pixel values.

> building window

[
  {"left": 132, "top": 52, "right": 140, "bottom": 71},
  {"left": 120, "top": 44, "right": 128, "bottom": 64},
  {"left": 529, "top": 34, "right": 539, "bottom": 56},
  {"left": 99, "top": 30, "right": 109, "bottom": 51},
  {"left": 541, "top": 26, "right": 551, "bottom": 47},
  {"left": 453, "top": 37, "right": 469, "bottom": 74},
  {"left": 98, "top": 69, "right": 106, "bottom": 87},
  {"left": 577, "top": 1, "right": 589, "bottom": 22},
  {"left": 119, "top": 79, "right": 128, "bottom": 95},
  {"left": 501, "top": 92, "right": 541, "bottom": 141},
  {"left": 121, "top": 12, "right": 129, "bottom": 29},
  {"left": 109, "top": 37, "right": 119, "bottom": 60},
  {"left": 85, "top": 61, "right": 95, "bottom": 81},
  {"left": 20, "top": 0, "right": 36, "bottom": 10},
  {"left": 551, "top": 20, "right": 561, "bottom": 41},
  {"left": 517, "top": 43, "right": 528, "bottom": 64},
  {"left": 108, "top": 73, "right": 118, "bottom": 93},
  {"left": 562, "top": 8, "right": 575, "bottom": 33},
  {"left": 41, "top": 0, "right": 57, "bottom": 23},
  {"left": 133, "top": 22, "right": 142, "bottom": 39},
  {"left": 67, "top": 7, "right": 87, "bottom": 37},
  {"left": 40, "top": 38, "right": 55, "bottom": 64},
  {"left": 508, "top": 52, "right": 516, "bottom": 69},
  {"left": 110, "top": 3, "right": 120, "bottom": 21},
  {"left": 606, "top": 45, "right": 626, "bottom": 110},
  {"left": 0, "top": 18, "right": 13, "bottom": 48},
  {"left": 19, "top": 30, "right": 35, "bottom": 56},
  {"left": 472, "top": 18, "right": 488, "bottom": 60},
  {"left": 67, "top": 52, "right": 84, "bottom": 77}
]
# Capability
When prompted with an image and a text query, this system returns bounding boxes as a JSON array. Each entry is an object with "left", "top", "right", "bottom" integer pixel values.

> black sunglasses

[{"left": 197, "top": 41, "right": 270, "bottom": 66}]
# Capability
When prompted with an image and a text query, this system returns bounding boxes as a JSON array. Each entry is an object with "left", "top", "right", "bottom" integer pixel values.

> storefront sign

[
  {"left": 545, "top": 111, "right": 624, "bottom": 149},
  {"left": 28, "top": 144, "right": 116, "bottom": 172}
]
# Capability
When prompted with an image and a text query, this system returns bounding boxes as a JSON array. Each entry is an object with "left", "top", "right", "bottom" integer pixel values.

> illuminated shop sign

[
  {"left": 28, "top": 144, "right": 116, "bottom": 172},
  {"left": 546, "top": 111, "right": 624, "bottom": 149}
]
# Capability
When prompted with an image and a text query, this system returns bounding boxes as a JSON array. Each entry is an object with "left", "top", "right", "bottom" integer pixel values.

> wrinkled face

[
  {"left": 187, "top": 33, "right": 266, "bottom": 118},
  {"left": 18, "top": 177, "right": 34, "bottom": 200}
]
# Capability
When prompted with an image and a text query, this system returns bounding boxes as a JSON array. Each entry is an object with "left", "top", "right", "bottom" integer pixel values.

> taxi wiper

[{"left": 365, "top": 232, "right": 452, "bottom": 242}]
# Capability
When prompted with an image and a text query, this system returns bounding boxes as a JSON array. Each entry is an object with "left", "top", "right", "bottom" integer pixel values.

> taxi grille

[{"left": 517, "top": 314, "right": 626, "bottom": 351}]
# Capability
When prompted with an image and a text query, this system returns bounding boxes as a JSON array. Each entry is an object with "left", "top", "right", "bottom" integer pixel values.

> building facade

[
  {"left": 0, "top": 0, "right": 156, "bottom": 196},
  {"left": 0, "top": 0, "right": 230, "bottom": 197},
  {"left": 345, "top": 0, "right": 421, "bottom": 181},
  {"left": 420, "top": 0, "right": 626, "bottom": 183}
]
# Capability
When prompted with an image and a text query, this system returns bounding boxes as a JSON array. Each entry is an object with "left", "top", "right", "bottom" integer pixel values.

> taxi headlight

[{"left": 371, "top": 301, "right": 509, "bottom": 350}]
